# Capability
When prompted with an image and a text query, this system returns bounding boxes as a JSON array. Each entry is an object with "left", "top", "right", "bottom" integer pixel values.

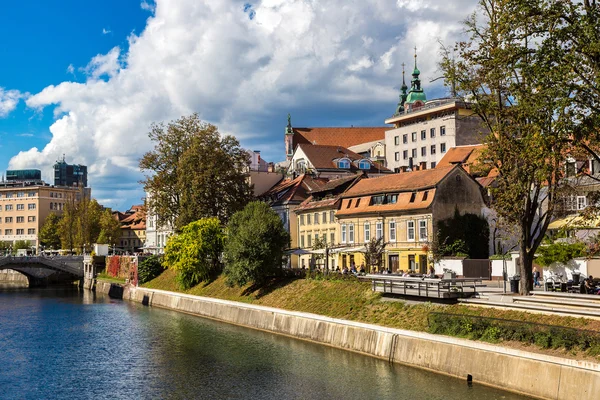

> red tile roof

[
  {"left": 292, "top": 127, "right": 388, "bottom": 149},
  {"left": 336, "top": 190, "right": 436, "bottom": 217},
  {"left": 341, "top": 165, "right": 457, "bottom": 197},
  {"left": 261, "top": 174, "right": 327, "bottom": 205},
  {"left": 298, "top": 144, "right": 389, "bottom": 173},
  {"left": 437, "top": 144, "right": 485, "bottom": 168}
]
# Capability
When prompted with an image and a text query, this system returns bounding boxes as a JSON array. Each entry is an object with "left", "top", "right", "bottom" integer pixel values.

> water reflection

[{"left": 0, "top": 288, "right": 530, "bottom": 400}]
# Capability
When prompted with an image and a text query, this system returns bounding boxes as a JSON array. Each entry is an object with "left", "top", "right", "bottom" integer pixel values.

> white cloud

[
  {"left": 17, "top": 133, "right": 34, "bottom": 137},
  {"left": 0, "top": 88, "right": 23, "bottom": 117},
  {"left": 102, "top": 28, "right": 112, "bottom": 35},
  {"left": 10, "top": 0, "right": 479, "bottom": 209},
  {"left": 66, "top": 64, "right": 75, "bottom": 75}
]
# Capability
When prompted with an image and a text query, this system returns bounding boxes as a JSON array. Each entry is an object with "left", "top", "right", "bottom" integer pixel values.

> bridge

[{"left": 0, "top": 256, "right": 85, "bottom": 287}]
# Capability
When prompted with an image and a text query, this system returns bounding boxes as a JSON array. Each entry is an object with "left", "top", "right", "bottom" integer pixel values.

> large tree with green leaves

[
  {"left": 97, "top": 209, "right": 122, "bottom": 247},
  {"left": 58, "top": 188, "right": 103, "bottom": 253},
  {"left": 163, "top": 218, "right": 225, "bottom": 289},
  {"left": 39, "top": 212, "right": 62, "bottom": 250},
  {"left": 140, "top": 113, "right": 254, "bottom": 232},
  {"left": 440, "top": 0, "right": 599, "bottom": 293},
  {"left": 223, "top": 201, "right": 290, "bottom": 287}
]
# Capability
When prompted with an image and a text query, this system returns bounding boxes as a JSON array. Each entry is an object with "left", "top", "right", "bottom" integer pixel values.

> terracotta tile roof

[
  {"left": 336, "top": 190, "right": 436, "bottom": 217},
  {"left": 341, "top": 165, "right": 457, "bottom": 198},
  {"left": 293, "top": 127, "right": 388, "bottom": 149},
  {"left": 296, "top": 196, "right": 340, "bottom": 212},
  {"left": 309, "top": 174, "right": 362, "bottom": 194},
  {"left": 298, "top": 144, "right": 390, "bottom": 173},
  {"left": 437, "top": 144, "right": 486, "bottom": 168},
  {"left": 260, "top": 174, "right": 327, "bottom": 205}
]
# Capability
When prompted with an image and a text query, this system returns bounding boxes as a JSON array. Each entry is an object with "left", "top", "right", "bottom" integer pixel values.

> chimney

[{"left": 420, "top": 161, "right": 427, "bottom": 170}]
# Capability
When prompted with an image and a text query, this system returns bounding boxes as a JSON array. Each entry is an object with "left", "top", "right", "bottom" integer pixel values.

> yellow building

[
  {"left": 336, "top": 165, "right": 487, "bottom": 273},
  {"left": 295, "top": 175, "right": 363, "bottom": 270},
  {"left": 0, "top": 182, "right": 86, "bottom": 251},
  {"left": 115, "top": 205, "right": 146, "bottom": 253}
]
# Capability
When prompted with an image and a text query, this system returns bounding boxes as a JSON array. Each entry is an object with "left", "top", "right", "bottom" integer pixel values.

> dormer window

[
  {"left": 296, "top": 160, "right": 307, "bottom": 172},
  {"left": 338, "top": 158, "right": 351, "bottom": 169},
  {"left": 358, "top": 160, "right": 371, "bottom": 170}
]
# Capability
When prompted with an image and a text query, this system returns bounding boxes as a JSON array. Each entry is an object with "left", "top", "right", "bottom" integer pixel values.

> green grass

[
  {"left": 104, "top": 268, "right": 600, "bottom": 359},
  {"left": 96, "top": 273, "right": 126, "bottom": 284}
]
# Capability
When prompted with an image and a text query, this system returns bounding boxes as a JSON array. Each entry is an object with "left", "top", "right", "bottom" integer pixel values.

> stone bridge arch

[{"left": 0, "top": 256, "right": 84, "bottom": 287}]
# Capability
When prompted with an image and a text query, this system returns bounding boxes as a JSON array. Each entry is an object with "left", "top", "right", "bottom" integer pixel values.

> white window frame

[
  {"left": 376, "top": 221, "right": 383, "bottom": 240},
  {"left": 364, "top": 223, "right": 371, "bottom": 242},
  {"left": 419, "top": 219, "right": 428, "bottom": 241},
  {"left": 577, "top": 196, "right": 587, "bottom": 210},
  {"left": 348, "top": 224, "right": 355, "bottom": 243},
  {"left": 341, "top": 224, "right": 347, "bottom": 243},
  {"left": 407, "top": 220, "right": 415, "bottom": 241},
  {"left": 389, "top": 221, "right": 396, "bottom": 242}
]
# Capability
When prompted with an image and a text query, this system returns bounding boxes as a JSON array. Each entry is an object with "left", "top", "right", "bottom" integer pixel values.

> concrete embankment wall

[
  {"left": 96, "top": 281, "right": 600, "bottom": 400},
  {"left": 0, "top": 269, "right": 28, "bottom": 284}
]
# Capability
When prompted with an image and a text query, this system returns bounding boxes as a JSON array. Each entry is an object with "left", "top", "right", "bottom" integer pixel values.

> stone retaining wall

[{"left": 95, "top": 281, "right": 600, "bottom": 400}]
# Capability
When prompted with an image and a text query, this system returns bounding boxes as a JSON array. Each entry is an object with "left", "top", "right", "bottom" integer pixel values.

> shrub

[{"left": 138, "top": 256, "right": 164, "bottom": 284}]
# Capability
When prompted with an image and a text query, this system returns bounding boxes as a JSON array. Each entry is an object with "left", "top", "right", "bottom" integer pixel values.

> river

[{"left": 0, "top": 286, "right": 529, "bottom": 399}]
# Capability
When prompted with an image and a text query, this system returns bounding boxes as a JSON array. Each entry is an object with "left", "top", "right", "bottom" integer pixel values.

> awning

[
  {"left": 285, "top": 249, "right": 326, "bottom": 255},
  {"left": 548, "top": 214, "right": 600, "bottom": 230},
  {"left": 329, "top": 246, "right": 367, "bottom": 254}
]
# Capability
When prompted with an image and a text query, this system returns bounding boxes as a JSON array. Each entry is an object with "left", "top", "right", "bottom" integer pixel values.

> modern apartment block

[
  {"left": 0, "top": 181, "right": 84, "bottom": 250},
  {"left": 54, "top": 156, "right": 88, "bottom": 188},
  {"left": 384, "top": 54, "right": 486, "bottom": 172}
]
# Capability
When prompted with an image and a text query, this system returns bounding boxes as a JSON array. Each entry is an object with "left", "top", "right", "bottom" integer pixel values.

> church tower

[
  {"left": 285, "top": 113, "right": 294, "bottom": 162},
  {"left": 404, "top": 48, "right": 427, "bottom": 111}
]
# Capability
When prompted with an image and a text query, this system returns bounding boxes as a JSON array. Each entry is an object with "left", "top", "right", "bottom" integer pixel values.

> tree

[
  {"left": 364, "top": 237, "right": 385, "bottom": 273},
  {"left": 433, "top": 209, "right": 490, "bottom": 260},
  {"left": 163, "top": 218, "right": 225, "bottom": 289},
  {"left": 140, "top": 113, "right": 254, "bottom": 232},
  {"left": 535, "top": 242, "right": 586, "bottom": 268},
  {"left": 138, "top": 256, "right": 165, "bottom": 284},
  {"left": 13, "top": 240, "right": 31, "bottom": 253},
  {"left": 39, "top": 213, "right": 62, "bottom": 249},
  {"left": 97, "top": 209, "right": 122, "bottom": 247},
  {"left": 223, "top": 201, "right": 290, "bottom": 287},
  {"left": 57, "top": 187, "right": 103, "bottom": 253},
  {"left": 440, "top": 0, "right": 579, "bottom": 293}
]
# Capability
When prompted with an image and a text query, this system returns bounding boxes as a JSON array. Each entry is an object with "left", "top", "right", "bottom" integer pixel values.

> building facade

[
  {"left": 0, "top": 182, "right": 84, "bottom": 250},
  {"left": 54, "top": 157, "right": 88, "bottom": 188}
]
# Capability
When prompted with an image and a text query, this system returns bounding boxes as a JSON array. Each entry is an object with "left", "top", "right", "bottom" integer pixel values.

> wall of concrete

[
  {"left": 0, "top": 269, "right": 28, "bottom": 284},
  {"left": 95, "top": 282, "right": 600, "bottom": 400}
]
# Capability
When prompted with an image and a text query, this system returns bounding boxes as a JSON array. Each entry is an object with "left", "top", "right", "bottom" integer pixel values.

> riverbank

[{"left": 96, "top": 279, "right": 600, "bottom": 400}]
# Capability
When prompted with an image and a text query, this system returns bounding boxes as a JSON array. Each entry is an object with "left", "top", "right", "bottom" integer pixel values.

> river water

[{"left": 0, "top": 286, "right": 529, "bottom": 399}]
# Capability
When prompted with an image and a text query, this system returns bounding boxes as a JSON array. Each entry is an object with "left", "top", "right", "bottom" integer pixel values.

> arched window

[
  {"left": 338, "top": 158, "right": 351, "bottom": 169},
  {"left": 358, "top": 160, "right": 371, "bottom": 170}
]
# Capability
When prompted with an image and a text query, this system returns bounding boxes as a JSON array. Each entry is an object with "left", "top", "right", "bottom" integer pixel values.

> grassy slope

[{"left": 142, "top": 269, "right": 600, "bottom": 334}]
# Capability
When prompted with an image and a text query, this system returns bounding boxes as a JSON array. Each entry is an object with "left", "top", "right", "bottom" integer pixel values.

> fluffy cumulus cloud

[
  {"left": 9, "top": 0, "right": 478, "bottom": 208},
  {"left": 0, "top": 88, "right": 24, "bottom": 118}
]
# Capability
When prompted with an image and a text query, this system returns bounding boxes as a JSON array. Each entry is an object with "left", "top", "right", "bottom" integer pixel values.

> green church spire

[
  {"left": 406, "top": 47, "right": 426, "bottom": 105},
  {"left": 395, "top": 63, "right": 409, "bottom": 114}
]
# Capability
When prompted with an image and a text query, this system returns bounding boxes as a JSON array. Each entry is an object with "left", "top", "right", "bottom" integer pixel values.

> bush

[
  {"left": 138, "top": 256, "right": 164, "bottom": 284},
  {"left": 163, "top": 218, "right": 225, "bottom": 289},
  {"left": 223, "top": 201, "right": 290, "bottom": 287}
]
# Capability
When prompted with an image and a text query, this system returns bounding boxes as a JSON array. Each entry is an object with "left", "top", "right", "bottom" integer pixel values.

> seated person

[{"left": 584, "top": 278, "right": 598, "bottom": 294}]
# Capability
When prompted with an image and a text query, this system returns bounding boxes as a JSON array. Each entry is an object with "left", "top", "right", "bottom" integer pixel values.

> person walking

[{"left": 533, "top": 267, "right": 541, "bottom": 288}]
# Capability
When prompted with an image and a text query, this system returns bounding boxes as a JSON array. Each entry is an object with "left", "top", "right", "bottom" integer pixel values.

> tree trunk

[{"left": 519, "top": 242, "right": 533, "bottom": 295}]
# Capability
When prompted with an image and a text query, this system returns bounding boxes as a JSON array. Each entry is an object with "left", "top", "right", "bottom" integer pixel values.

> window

[
  {"left": 348, "top": 224, "right": 355, "bottom": 243},
  {"left": 395, "top": 152, "right": 400, "bottom": 161},
  {"left": 419, "top": 220, "right": 428, "bottom": 241},
  {"left": 315, "top": 234, "right": 319, "bottom": 245},
  {"left": 358, "top": 160, "right": 370, "bottom": 170},
  {"left": 296, "top": 160, "right": 307, "bottom": 172},
  {"left": 28, "top": 228, "right": 35, "bottom": 235},
  {"left": 376, "top": 222, "right": 383, "bottom": 239},
  {"left": 421, "top": 147, "right": 426, "bottom": 157},
  {"left": 16, "top": 229, "right": 24, "bottom": 235},
  {"left": 28, "top": 192, "right": 35, "bottom": 197},
  {"left": 341, "top": 224, "right": 347, "bottom": 243},
  {"left": 338, "top": 159, "right": 351, "bottom": 169},
  {"left": 389, "top": 221, "right": 396, "bottom": 242},
  {"left": 17, "top": 192, "right": 24, "bottom": 198},
  {"left": 412, "top": 148, "right": 417, "bottom": 158},
  {"left": 330, "top": 232, "right": 335, "bottom": 244},
  {"left": 421, "top": 130, "right": 426, "bottom": 140},
  {"left": 5, "top": 229, "right": 12, "bottom": 235},
  {"left": 5, "top": 217, "right": 12, "bottom": 223},
  {"left": 411, "top": 132, "right": 417, "bottom": 142},
  {"left": 430, "top": 145, "right": 436, "bottom": 155},
  {"left": 578, "top": 196, "right": 587, "bottom": 210},
  {"left": 403, "top": 150, "right": 408, "bottom": 160},
  {"left": 329, "top": 211, "right": 334, "bottom": 222},
  {"left": 402, "top": 134, "right": 408, "bottom": 144},
  {"left": 50, "top": 192, "right": 54, "bottom": 198},
  {"left": 16, "top": 217, "right": 24, "bottom": 223},
  {"left": 440, "top": 143, "right": 447, "bottom": 153},
  {"left": 6, "top": 193, "right": 12, "bottom": 198},
  {"left": 314, "top": 213, "right": 319, "bottom": 224},
  {"left": 440, "top": 126, "right": 446, "bottom": 136},
  {"left": 307, "top": 235, "right": 312, "bottom": 247},
  {"left": 307, "top": 214, "right": 312, "bottom": 224},
  {"left": 394, "top": 136, "right": 400, "bottom": 145},
  {"left": 300, "top": 215, "right": 304, "bottom": 225},
  {"left": 16, "top": 204, "right": 24, "bottom": 211},
  {"left": 407, "top": 221, "right": 415, "bottom": 241},
  {"left": 431, "top": 162, "right": 437, "bottom": 169},
  {"left": 430, "top": 128, "right": 435, "bottom": 138},
  {"left": 5, "top": 205, "right": 12, "bottom": 211},
  {"left": 322, "top": 211, "right": 327, "bottom": 223},
  {"left": 364, "top": 223, "right": 371, "bottom": 242}
]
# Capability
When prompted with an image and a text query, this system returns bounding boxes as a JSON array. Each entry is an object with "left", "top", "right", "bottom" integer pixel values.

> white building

[{"left": 144, "top": 192, "right": 174, "bottom": 255}]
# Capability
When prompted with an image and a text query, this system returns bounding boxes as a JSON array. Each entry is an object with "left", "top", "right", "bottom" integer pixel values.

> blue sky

[{"left": 0, "top": 0, "right": 476, "bottom": 210}]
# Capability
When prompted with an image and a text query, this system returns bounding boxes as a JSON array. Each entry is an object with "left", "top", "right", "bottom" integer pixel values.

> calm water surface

[{"left": 0, "top": 286, "right": 530, "bottom": 399}]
